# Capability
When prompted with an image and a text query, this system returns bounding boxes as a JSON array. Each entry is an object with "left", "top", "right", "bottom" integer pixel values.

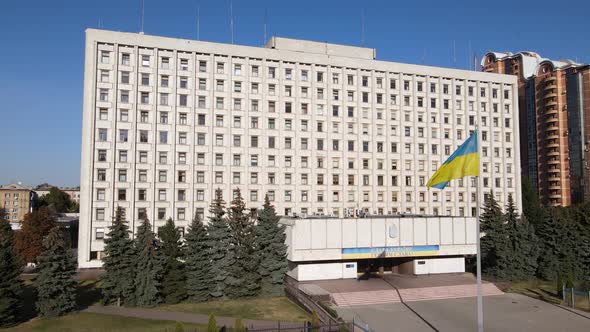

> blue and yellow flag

[{"left": 426, "top": 131, "right": 479, "bottom": 189}]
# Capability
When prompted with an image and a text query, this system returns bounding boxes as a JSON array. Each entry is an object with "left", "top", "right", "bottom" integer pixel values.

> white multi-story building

[{"left": 79, "top": 29, "right": 521, "bottom": 268}]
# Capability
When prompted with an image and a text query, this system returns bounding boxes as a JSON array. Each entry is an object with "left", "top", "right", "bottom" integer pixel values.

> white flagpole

[{"left": 475, "top": 127, "right": 484, "bottom": 331}]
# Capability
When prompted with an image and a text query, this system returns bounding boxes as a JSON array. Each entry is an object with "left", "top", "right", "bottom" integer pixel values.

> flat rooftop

[{"left": 265, "top": 36, "right": 376, "bottom": 60}]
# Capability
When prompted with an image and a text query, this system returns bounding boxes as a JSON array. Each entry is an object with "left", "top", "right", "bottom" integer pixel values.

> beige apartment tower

[
  {"left": 483, "top": 52, "right": 590, "bottom": 206},
  {"left": 79, "top": 29, "right": 521, "bottom": 268}
]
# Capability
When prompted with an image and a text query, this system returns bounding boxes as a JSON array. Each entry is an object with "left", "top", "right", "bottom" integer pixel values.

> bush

[
  {"left": 174, "top": 321, "right": 184, "bottom": 332},
  {"left": 234, "top": 317, "right": 246, "bottom": 332},
  {"left": 318, "top": 301, "right": 338, "bottom": 318},
  {"left": 207, "top": 314, "right": 217, "bottom": 332},
  {"left": 310, "top": 311, "right": 321, "bottom": 332}
]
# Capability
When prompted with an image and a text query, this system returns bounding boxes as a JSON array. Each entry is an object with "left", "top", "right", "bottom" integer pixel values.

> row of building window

[
  {"left": 98, "top": 50, "right": 511, "bottom": 97},
  {"left": 98, "top": 87, "right": 512, "bottom": 114},
  {"left": 91, "top": 190, "right": 507, "bottom": 230},
  {"left": 98, "top": 108, "right": 512, "bottom": 132},
  {"left": 96, "top": 149, "right": 513, "bottom": 170}
]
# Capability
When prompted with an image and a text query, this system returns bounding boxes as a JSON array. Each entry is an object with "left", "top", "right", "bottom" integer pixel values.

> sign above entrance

[{"left": 341, "top": 245, "right": 440, "bottom": 259}]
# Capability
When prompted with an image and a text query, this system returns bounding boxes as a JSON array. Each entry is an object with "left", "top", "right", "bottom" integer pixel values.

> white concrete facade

[
  {"left": 78, "top": 29, "right": 521, "bottom": 268},
  {"left": 283, "top": 216, "right": 474, "bottom": 280}
]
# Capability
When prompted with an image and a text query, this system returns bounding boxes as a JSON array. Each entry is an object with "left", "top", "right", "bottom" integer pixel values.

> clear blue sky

[{"left": 1, "top": 0, "right": 589, "bottom": 187}]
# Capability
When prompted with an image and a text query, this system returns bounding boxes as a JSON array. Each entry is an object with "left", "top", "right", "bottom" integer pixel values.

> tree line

[
  {"left": 0, "top": 188, "right": 288, "bottom": 327},
  {"left": 0, "top": 208, "right": 77, "bottom": 327},
  {"left": 101, "top": 188, "right": 289, "bottom": 307},
  {"left": 480, "top": 179, "right": 590, "bottom": 287}
]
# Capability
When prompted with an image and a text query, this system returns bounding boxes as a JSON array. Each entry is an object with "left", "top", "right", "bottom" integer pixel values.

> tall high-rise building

[
  {"left": 78, "top": 29, "right": 521, "bottom": 268},
  {"left": 482, "top": 52, "right": 590, "bottom": 206}
]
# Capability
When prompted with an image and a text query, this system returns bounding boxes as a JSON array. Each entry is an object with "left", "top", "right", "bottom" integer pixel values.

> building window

[{"left": 95, "top": 227, "right": 105, "bottom": 240}]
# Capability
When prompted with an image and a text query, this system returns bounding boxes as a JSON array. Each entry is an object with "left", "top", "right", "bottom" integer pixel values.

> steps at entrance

[
  {"left": 332, "top": 284, "right": 503, "bottom": 306},
  {"left": 332, "top": 290, "right": 401, "bottom": 307},
  {"left": 399, "top": 283, "right": 504, "bottom": 302}
]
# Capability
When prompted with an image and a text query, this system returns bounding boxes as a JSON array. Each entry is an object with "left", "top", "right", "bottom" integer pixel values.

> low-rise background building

[{"left": 0, "top": 183, "right": 37, "bottom": 229}]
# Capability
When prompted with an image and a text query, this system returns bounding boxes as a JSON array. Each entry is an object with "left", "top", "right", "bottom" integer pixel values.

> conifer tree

[
  {"left": 134, "top": 218, "right": 164, "bottom": 307},
  {"left": 185, "top": 213, "right": 213, "bottom": 302},
  {"left": 100, "top": 207, "right": 136, "bottom": 306},
  {"left": 227, "top": 188, "right": 260, "bottom": 298},
  {"left": 504, "top": 195, "right": 538, "bottom": 281},
  {"left": 14, "top": 207, "right": 56, "bottom": 264},
  {"left": 521, "top": 177, "right": 544, "bottom": 226},
  {"left": 480, "top": 192, "right": 510, "bottom": 279},
  {"left": 159, "top": 218, "right": 186, "bottom": 304},
  {"left": 535, "top": 210, "right": 560, "bottom": 281},
  {"left": 207, "top": 188, "right": 233, "bottom": 299},
  {"left": 35, "top": 226, "right": 77, "bottom": 317},
  {"left": 0, "top": 210, "right": 23, "bottom": 327},
  {"left": 255, "top": 194, "right": 288, "bottom": 297}
]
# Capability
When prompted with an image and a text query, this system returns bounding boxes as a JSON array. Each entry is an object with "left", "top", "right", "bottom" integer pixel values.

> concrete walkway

[{"left": 85, "top": 305, "right": 304, "bottom": 330}]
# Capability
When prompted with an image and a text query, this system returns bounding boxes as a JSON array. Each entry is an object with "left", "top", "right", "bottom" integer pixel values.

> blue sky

[{"left": 1, "top": 0, "right": 589, "bottom": 187}]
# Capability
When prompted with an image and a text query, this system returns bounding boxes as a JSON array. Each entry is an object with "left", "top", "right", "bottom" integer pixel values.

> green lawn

[
  {"left": 160, "top": 296, "right": 310, "bottom": 322},
  {"left": 508, "top": 279, "right": 562, "bottom": 305},
  {"left": 2, "top": 312, "right": 204, "bottom": 332}
]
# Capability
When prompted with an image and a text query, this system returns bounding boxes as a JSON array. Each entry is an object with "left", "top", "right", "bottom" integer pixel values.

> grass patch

[
  {"left": 508, "top": 279, "right": 562, "bottom": 305},
  {"left": 160, "top": 297, "right": 310, "bottom": 322},
  {"left": 2, "top": 312, "right": 205, "bottom": 332}
]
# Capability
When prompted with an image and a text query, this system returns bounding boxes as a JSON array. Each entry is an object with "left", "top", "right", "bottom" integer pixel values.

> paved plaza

[{"left": 336, "top": 293, "right": 590, "bottom": 332}]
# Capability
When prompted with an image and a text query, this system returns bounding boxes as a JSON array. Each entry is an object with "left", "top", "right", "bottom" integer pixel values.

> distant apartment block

[
  {"left": 482, "top": 52, "right": 590, "bottom": 206},
  {"left": 0, "top": 183, "right": 37, "bottom": 228},
  {"left": 79, "top": 29, "right": 521, "bottom": 268},
  {"left": 35, "top": 184, "right": 81, "bottom": 204}
]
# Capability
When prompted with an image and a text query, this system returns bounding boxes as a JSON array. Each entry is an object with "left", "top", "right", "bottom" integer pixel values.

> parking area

[{"left": 336, "top": 293, "right": 590, "bottom": 332}]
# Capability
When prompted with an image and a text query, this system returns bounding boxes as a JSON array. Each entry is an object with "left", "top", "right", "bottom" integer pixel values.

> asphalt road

[{"left": 336, "top": 293, "right": 590, "bottom": 332}]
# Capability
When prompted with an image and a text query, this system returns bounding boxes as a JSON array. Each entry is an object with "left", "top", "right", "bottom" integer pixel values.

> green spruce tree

[
  {"left": 480, "top": 192, "right": 510, "bottom": 280},
  {"left": 0, "top": 210, "right": 23, "bottom": 327},
  {"left": 185, "top": 213, "right": 213, "bottom": 302},
  {"left": 134, "top": 218, "right": 164, "bottom": 307},
  {"left": 35, "top": 226, "right": 77, "bottom": 317},
  {"left": 535, "top": 209, "right": 560, "bottom": 281},
  {"left": 504, "top": 194, "right": 538, "bottom": 281},
  {"left": 158, "top": 218, "right": 186, "bottom": 304},
  {"left": 521, "top": 177, "right": 544, "bottom": 226},
  {"left": 207, "top": 188, "right": 233, "bottom": 299},
  {"left": 255, "top": 194, "right": 288, "bottom": 297},
  {"left": 226, "top": 188, "right": 260, "bottom": 298},
  {"left": 100, "top": 207, "right": 136, "bottom": 306}
]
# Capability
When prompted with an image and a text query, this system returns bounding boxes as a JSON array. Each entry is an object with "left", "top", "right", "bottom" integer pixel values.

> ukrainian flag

[{"left": 427, "top": 130, "right": 479, "bottom": 189}]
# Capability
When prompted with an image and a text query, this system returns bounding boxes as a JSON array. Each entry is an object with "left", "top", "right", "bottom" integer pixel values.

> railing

[
  {"left": 284, "top": 276, "right": 353, "bottom": 331},
  {"left": 353, "top": 315, "right": 374, "bottom": 332},
  {"left": 563, "top": 285, "right": 590, "bottom": 312}
]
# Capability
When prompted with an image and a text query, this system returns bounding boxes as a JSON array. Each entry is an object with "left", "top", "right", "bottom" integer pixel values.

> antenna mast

[
  {"left": 140, "top": 0, "right": 145, "bottom": 34},
  {"left": 361, "top": 8, "right": 365, "bottom": 46},
  {"left": 453, "top": 40, "right": 457, "bottom": 67},
  {"left": 468, "top": 40, "right": 472, "bottom": 70},
  {"left": 264, "top": 8, "right": 268, "bottom": 44},
  {"left": 196, "top": 2, "right": 200, "bottom": 40},
  {"left": 230, "top": 0, "right": 234, "bottom": 44}
]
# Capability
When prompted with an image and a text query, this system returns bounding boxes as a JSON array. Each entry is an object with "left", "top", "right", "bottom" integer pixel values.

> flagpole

[{"left": 475, "top": 127, "right": 484, "bottom": 331}]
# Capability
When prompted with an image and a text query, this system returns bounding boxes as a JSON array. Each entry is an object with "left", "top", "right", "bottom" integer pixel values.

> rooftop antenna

[
  {"left": 468, "top": 40, "right": 472, "bottom": 70},
  {"left": 139, "top": 0, "right": 145, "bottom": 34},
  {"left": 361, "top": 8, "right": 366, "bottom": 46},
  {"left": 196, "top": 2, "right": 200, "bottom": 40},
  {"left": 422, "top": 47, "right": 426, "bottom": 65},
  {"left": 98, "top": 18, "right": 102, "bottom": 29},
  {"left": 264, "top": 8, "right": 268, "bottom": 44},
  {"left": 229, "top": 0, "right": 234, "bottom": 44},
  {"left": 453, "top": 40, "right": 457, "bottom": 67},
  {"left": 474, "top": 53, "right": 478, "bottom": 71}
]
